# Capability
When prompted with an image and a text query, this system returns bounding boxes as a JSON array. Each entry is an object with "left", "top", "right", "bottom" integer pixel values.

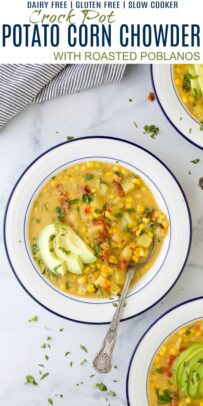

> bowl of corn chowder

[{"left": 4, "top": 136, "right": 191, "bottom": 323}]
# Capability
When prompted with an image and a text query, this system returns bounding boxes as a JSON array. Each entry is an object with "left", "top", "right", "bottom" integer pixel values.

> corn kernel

[
  {"left": 113, "top": 165, "right": 121, "bottom": 171},
  {"left": 186, "top": 398, "right": 191, "bottom": 404},
  {"left": 105, "top": 211, "right": 112, "bottom": 219},
  {"left": 137, "top": 204, "right": 145, "bottom": 213},
  {"left": 106, "top": 171, "right": 111, "bottom": 176},
  {"left": 101, "top": 271, "right": 108, "bottom": 278},
  {"left": 78, "top": 276, "right": 87, "bottom": 284},
  {"left": 86, "top": 162, "right": 94, "bottom": 168},
  {"left": 130, "top": 242, "right": 136, "bottom": 248},
  {"left": 109, "top": 255, "right": 117, "bottom": 264},
  {"left": 60, "top": 284, "right": 66, "bottom": 291},
  {"left": 126, "top": 203, "right": 132, "bottom": 209},
  {"left": 170, "top": 348, "right": 177, "bottom": 355},
  {"left": 132, "top": 255, "right": 139, "bottom": 263},
  {"left": 132, "top": 178, "right": 141, "bottom": 185},
  {"left": 87, "top": 284, "right": 96, "bottom": 293},
  {"left": 96, "top": 263, "right": 102, "bottom": 270},
  {"left": 126, "top": 197, "right": 133, "bottom": 203}
]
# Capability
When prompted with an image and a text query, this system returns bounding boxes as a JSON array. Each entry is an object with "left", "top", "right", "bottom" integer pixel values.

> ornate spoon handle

[{"left": 93, "top": 268, "right": 135, "bottom": 373}]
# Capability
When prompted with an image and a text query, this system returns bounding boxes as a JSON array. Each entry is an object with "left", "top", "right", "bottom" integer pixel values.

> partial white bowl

[
  {"left": 4, "top": 136, "right": 191, "bottom": 324},
  {"left": 126, "top": 297, "right": 203, "bottom": 405},
  {"left": 151, "top": 64, "right": 203, "bottom": 149}
]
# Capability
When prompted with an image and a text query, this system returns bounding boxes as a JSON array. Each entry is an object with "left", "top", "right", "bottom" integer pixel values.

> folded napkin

[{"left": 0, "top": 64, "right": 126, "bottom": 130}]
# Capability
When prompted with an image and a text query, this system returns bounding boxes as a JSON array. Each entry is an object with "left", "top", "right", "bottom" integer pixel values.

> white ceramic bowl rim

[
  {"left": 3, "top": 136, "right": 192, "bottom": 324},
  {"left": 150, "top": 64, "right": 203, "bottom": 150},
  {"left": 126, "top": 296, "right": 203, "bottom": 405}
]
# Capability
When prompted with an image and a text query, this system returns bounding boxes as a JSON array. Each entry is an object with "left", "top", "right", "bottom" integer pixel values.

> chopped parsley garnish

[
  {"left": 143, "top": 125, "right": 159, "bottom": 139},
  {"left": 200, "top": 126, "right": 203, "bottom": 131},
  {"left": 59, "top": 328, "right": 64, "bottom": 332},
  {"left": 53, "top": 264, "right": 62, "bottom": 273},
  {"left": 82, "top": 193, "right": 94, "bottom": 204},
  {"left": 155, "top": 388, "right": 172, "bottom": 404},
  {"left": 149, "top": 221, "right": 157, "bottom": 229},
  {"left": 80, "top": 359, "right": 88, "bottom": 366},
  {"left": 69, "top": 361, "right": 73, "bottom": 367},
  {"left": 156, "top": 367, "right": 163, "bottom": 374},
  {"left": 90, "top": 374, "right": 95, "bottom": 378},
  {"left": 46, "top": 336, "right": 52, "bottom": 341},
  {"left": 69, "top": 199, "right": 80, "bottom": 205},
  {"left": 183, "top": 72, "right": 198, "bottom": 91},
  {"left": 95, "top": 245, "right": 102, "bottom": 256},
  {"left": 190, "top": 159, "right": 200, "bottom": 164},
  {"left": 48, "top": 398, "right": 54, "bottom": 405},
  {"left": 185, "top": 329, "right": 191, "bottom": 336},
  {"left": 59, "top": 246, "right": 70, "bottom": 255},
  {"left": 67, "top": 136, "right": 74, "bottom": 141},
  {"left": 94, "top": 208, "right": 102, "bottom": 214},
  {"left": 38, "top": 364, "right": 44, "bottom": 368},
  {"left": 55, "top": 207, "right": 66, "bottom": 221},
  {"left": 84, "top": 173, "right": 94, "bottom": 180},
  {"left": 192, "top": 87, "right": 202, "bottom": 97},
  {"left": 40, "top": 372, "right": 49, "bottom": 380},
  {"left": 114, "top": 170, "right": 123, "bottom": 177},
  {"left": 125, "top": 208, "right": 135, "bottom": 213},
  {"left": 80, "top": 344, "right": 88, "bottom": 353},
  {"left": 65, "top": 352, "right": 71, "bottom": 356},
  {"left": 45, "top": 355, "right": 49, "bottom": 360},
  {"left": 25, "top": 375, "right": 38, "bottom": 385},
  {"left": 129, "top": 98, "right": 133, "bottom": 102},
  {"left": 32, "top": 244, "right": 39, "bottom": 255},
  {"left": 108, "top": 390, "right": 116, "bottom": 397},
  {"left": 114, "top": 212, "right": 123, "bottom": 218},
  {"left": 28, "top": 315, "right": 38, "bottom": 322},
  {"left": 95, "top": 383, "right": 107, "bottom": 391},
  {"left": 144, "top": 207, "right": 153, "bottom": 217}
]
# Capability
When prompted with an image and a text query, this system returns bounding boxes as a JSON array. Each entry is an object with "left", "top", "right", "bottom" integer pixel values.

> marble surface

[{"left": 0, "top": 64, "right": 203, "bottom": 406}]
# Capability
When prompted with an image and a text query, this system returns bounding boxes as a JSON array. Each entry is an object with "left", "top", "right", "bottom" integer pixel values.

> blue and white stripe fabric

[{"left": 0, "top": 64, "right": 126, "bottom": 130}]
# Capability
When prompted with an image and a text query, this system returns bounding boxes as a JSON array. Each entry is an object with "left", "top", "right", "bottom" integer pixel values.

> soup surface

[
  {"left": 148, "top": 320, "right": 203, "bottom": 405},
  {"left": 173, "top": 64, "right": 203, "bottom": 123},
  {"left": 29, "top": 161, "right": 168, "bottom": 298}
]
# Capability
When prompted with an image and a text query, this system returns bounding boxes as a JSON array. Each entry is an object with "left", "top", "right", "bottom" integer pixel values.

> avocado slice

[
  {"left": 38, "top": 224, "right": 65, "bottom": 275},
  {"left": 53, "top": 232, "right": 84, "bottom": 275},
  {"left": 194, "top": 65, "right": 203, "bottom": 96},
  {"left": 55, "top": 223, "right": 97, "bottom": 264},
  {"left": 188, "top": 363, "right": 203, "bottom": 398},
  {"left": 64, "top": 253, "right": 84, "bottom": 275},
  {"left": 173, "top": 343, "right": 203, "bottom": 399},
  {"left": 189, "top": 65, "right": 202, "bottom": 97}
]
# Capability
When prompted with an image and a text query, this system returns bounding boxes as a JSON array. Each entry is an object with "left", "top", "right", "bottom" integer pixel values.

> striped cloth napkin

[{"left": 0, "top": 64, "right": 126, "bottom": 130}]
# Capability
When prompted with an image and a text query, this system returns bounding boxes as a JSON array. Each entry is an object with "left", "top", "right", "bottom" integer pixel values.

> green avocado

[
  {"left": 53, "top": 232, "right": 84, "bottom": 275},
  {"left": 38, "top": 224, "right": 65, "bottom": 275},
  {"left": 194, "top": 65, "right": 203, "bottom": 96},
  {"left": 173, "top": 343, "right": 203, "bottom": 399},
  {"left": 189, "top": 65, "right": 202, "bottom": 97},
  {"left": 55, "top": 223, "right": 97, "bottom": 264}
]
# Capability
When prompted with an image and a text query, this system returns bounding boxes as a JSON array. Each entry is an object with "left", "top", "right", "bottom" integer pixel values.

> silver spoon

[{"left": 93, "top": 237, "right": 156, "bottom": 373}]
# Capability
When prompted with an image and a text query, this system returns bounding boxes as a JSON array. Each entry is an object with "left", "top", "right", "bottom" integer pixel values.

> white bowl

[
  {"left": 151, "top": 65, "right": 203, "bottom": 150},
  {"left": 4, "top": 136, "right": 191, "bottom": 324},
  {"left": 126, "top": 297, "right": 203, "bottom": 405}
]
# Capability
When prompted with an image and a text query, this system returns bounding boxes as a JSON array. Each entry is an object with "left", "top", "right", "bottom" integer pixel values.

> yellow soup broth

[
  {"left": 148, "top": 320, "right": 203, "bottom": 406},
  {"left": 173, "top": 64, "right": 203, "bottom": 123},
  {"left": 29, "top": 161, "right": 168, "bottom": 299}
]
